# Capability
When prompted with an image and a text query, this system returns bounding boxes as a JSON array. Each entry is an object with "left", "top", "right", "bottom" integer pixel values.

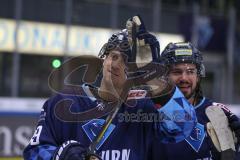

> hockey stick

[
  {"left": 87, "top": 18, "right": 166, "bottom": 154},
  {"left": 87, "top": 62, "right": 165, "bottom": 154},
  {"left": 87, "top": 13, "right": 170, "bottom": 155},
  {"left": 87, "top": 80, "right": 133, "bottom": 154},
  {"left": 87, "top": 20, "right": 138, "bottom": 154}
]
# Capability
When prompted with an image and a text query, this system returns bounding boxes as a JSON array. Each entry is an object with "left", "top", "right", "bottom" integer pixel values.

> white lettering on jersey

[
  {"left": 122, "top": 149, "right": 131, "bottom": 160},
  {"left": 101, "top": 149, "right": 131, "bottom": 160},
  {"left": 112, "top": 150, "right": 120, "bottom": 160}
]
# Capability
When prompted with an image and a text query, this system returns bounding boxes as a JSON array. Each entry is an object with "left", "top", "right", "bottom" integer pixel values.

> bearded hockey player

[{"left": 152, "top": 42, "right": 240, "bottom": 160}]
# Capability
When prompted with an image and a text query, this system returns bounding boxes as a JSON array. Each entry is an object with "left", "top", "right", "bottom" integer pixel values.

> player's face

[
  {"left": 168, "top": 63, "right": 199, "bottom": 100},
  {"left": 102, "top": 50, "right": 127, "bottom": 89}
]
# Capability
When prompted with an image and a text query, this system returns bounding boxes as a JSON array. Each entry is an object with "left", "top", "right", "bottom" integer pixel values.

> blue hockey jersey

[
  {"left": 23, "top": 85, "right": 196, "bottom": 160},
  {"left": 151, "top": 97, "right": 236, "bottom": 160}
]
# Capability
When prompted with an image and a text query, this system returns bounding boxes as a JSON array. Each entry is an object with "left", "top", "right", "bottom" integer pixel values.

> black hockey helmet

[
  {"left": 98, "top": 29, "right": 132, "bottom": 62},
  {"left": 160, "top": 42, "right": 205, "bottom": 77}
]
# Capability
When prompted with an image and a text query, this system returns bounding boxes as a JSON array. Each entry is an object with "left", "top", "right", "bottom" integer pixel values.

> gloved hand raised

[
  {"left": 126, "top": 15, "right": 160, "bottom": 64},
  {"left": 126, "top": 15, "right": 173, "bottom": 98}
]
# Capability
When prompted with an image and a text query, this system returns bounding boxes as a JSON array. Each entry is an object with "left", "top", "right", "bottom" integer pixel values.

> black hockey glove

[
  {"left": 229, "top": 115, "right": 240, "bottom": 144},
  {"left": 126, "top": 15, "right": 160, "bottom": 63},
  {"left": 53, "top": 140, "right": 101, "bottom": 160},
  {"left": 125, "top": 15, "right": 173, "bottom": 97},
  {"left": 221, "top": 105, "right": 240, "bottom": 144}
]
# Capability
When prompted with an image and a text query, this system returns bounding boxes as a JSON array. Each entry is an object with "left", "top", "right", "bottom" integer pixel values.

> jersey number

[{"left": 30, "top": 125, "right": 42, "bottom": 145}]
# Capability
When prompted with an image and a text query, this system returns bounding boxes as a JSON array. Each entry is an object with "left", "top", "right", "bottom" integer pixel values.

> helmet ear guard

[{"left": 199, "top": 63, "right": 206, "bottom": 77}]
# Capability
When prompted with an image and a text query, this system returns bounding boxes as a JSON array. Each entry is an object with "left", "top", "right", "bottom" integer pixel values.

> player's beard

[
  {"left": 176, "top": 83, "right": 196, "bottom": 100},
  {"left": 185, "top": 87, "right": 196, "bottom": 100}
]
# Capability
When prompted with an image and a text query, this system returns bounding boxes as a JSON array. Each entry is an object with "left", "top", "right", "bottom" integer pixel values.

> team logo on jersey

[
  {"left": 127, "top": 90, "right": 147, "bottom": 100},
  {"left": 185, "top": 123, "right": 205, "bottom": 152},
  {"left": 125, "top": 90, "right": 147, "bottom": 107},
  {"left": 82, "top": 119, "right": 115, "bottom": 150}
]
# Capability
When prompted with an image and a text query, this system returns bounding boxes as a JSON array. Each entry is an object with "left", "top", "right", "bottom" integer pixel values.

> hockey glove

[
  {"left": 126, "top": 15, "right": 171, "bottom": 97},
  {"left": 213, "top": 103, "right": 240, "bottom": 145},
  {"left": 206, "top": 106, "right": 236, "bottom": 160},
  {"left": 126, "top": 15, "right": 160, "bottom": 64},
  {"left": 53, "top": 140, "right": 101, "bottom": 160},
  {"left": 227, "top": 114, "right": 240, "bottom": 144}
]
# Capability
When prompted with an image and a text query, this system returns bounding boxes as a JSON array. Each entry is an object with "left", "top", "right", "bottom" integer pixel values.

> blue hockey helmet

[
  {"left": 160, "top": 42, "right": 205, "bottom": 77},
  {"left": 98, "top": 29, "right": 132, "bottom": 62}
]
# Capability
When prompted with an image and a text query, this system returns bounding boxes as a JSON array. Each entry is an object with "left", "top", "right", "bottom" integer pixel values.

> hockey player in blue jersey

[
  {"left": 23, "top": 16, "right": 197, "bottom": 160},
  {"left": 152, "top": 42, "right": 240, "bottom": 160}
]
